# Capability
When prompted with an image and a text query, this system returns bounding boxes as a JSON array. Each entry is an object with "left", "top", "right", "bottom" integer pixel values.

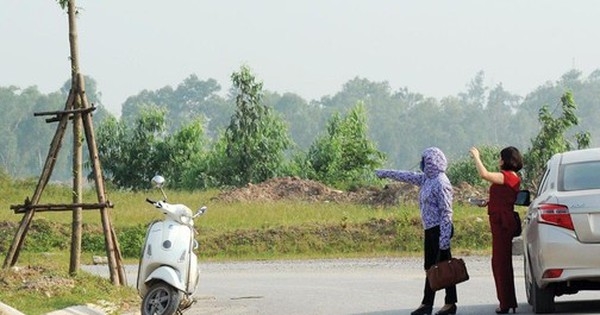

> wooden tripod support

[{"left": 2, "top": 73, "right": 126, "bottom": 286}]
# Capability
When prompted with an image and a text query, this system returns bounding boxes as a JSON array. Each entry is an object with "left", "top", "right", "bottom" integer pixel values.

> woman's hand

[
  {"left": 468, "top": 197, "right": 488, "bottom": 207},
  {"left": 469, "top": 146, "right": 505, "bottom": 185},
  {"left": 469, "top": 147, "right": 480, "bottom": 160}
]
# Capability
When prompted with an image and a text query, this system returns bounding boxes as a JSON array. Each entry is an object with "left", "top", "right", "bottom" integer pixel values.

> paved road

[{"left": 85, "top": 255, "right": 600, "bottom": 315}]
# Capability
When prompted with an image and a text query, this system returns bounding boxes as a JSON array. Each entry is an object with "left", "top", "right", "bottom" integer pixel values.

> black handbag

[
  {"left": 512, "top": 211, "right": 522, "bottom": 237},
  {"left": 512, "top": 189, "right": 528, "bottom": 238},
  {"left": 426, "top": 257, "right": 470, "bottom": 291}
]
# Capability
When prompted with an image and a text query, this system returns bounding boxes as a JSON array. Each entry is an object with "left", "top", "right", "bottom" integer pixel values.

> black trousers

[{"left": 421, "top": 225, "right": 457, "bottom": 306}]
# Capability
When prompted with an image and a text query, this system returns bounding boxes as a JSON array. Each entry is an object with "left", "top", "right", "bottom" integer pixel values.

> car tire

[
  {"left": 141, "top": 281, "right": 182, "bottom": 315},
  {"left": 531, "top": 276, "right": 555, "bottom": 314},
  {"left": 524, "top": 257, "right": 532, "bottom": 305}
]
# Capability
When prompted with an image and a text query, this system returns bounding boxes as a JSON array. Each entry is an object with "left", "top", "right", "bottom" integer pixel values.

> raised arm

[
  {"left": 469, "top": 147, "right": 504, "bottom": 185},
  {"left": 375, "top": 169, "right": 424, "bottom": 186}
]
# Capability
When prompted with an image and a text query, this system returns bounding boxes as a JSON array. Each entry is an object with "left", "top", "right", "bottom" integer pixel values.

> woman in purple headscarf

[{"left": 376, "top": 147, "right": 457, "bottom": 315}]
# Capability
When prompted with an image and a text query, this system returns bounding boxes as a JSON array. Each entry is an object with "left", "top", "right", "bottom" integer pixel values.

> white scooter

[{"left": 137, "top": 175, "right": 206, "bottom": 315}]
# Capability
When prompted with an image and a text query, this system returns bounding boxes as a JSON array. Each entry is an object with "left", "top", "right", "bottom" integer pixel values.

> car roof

[{"left": 557, "top": 148, "right": 600, "bottom": 164}]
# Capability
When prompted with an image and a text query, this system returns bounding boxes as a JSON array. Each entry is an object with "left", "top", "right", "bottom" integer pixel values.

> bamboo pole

[{"left": 70, "top": 81, "right": 83, "bottom": 276}]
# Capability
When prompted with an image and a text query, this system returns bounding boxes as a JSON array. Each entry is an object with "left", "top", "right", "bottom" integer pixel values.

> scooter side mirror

[
  {"left": 151, "top": 175, "right": 168, "bottom": 201},
  {"left": 194, "top": 206, "right": 207, "bottom": 218},
  {"left": 151, "top": 175, "right": 165, "bottom": 188}
]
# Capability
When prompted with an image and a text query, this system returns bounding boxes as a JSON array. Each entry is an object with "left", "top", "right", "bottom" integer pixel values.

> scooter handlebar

[{"left": 146, "top": 198, "right": 164, "bottom": 208}]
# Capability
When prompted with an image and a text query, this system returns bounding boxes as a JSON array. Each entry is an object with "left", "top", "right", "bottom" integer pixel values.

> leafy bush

[
  {"left": 81, "top": 229, "right": 106, "bottom": 253},
  {"left": 117, "top": 224, "right": 147, "bottom": 258},
  {"left": 80, "top": 224, "right": 147, "bottom": 258},
  {"left": 25, "top": 218, "right": 70, "bottom": 252},
  {"left": 301, "top": 103, "right": 385, "bottom": 189}
]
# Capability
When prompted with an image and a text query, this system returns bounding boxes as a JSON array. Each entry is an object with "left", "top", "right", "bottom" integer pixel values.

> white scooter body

[
  {"left": 136, "top": 176, "right": 205, "bottom": 314},
  {"left": 137, "top": 204, "right": 199, "bottom": 296}
]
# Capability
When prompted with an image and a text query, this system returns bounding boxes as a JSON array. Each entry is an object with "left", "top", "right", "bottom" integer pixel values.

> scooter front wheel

[{"left": 141, "top": 281, "right": 183, "bottom": 315}]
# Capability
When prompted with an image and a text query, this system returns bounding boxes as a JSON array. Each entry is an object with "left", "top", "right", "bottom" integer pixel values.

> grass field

[{"left": 0, "top": 181, "right": 497, "bottom": 259}]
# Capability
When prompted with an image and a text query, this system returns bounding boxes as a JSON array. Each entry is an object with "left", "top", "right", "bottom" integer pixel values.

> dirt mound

[
  {"left": 212, "top": 177, "right": 482, "bottom": 207},
  {"left": 454, "top": 181, "right": 487, "bottom": 202},
  {"left": 213, "top": 177, "right": 348, "bottom": 203},
  {"left": 347, "top": 183, "right": 420, "bottom": 207}
]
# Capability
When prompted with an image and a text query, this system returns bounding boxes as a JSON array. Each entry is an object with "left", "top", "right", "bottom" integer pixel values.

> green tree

[
  {"left": 94, "top": 116, "right": 126, "bottom": 184},
  {"left": 0, "top": 86, "right": 74, "bottom": 179},
  {"left": 21, "top": 91, "right": 71, "bottom": 180},
  {"left": 485, "top": 83, "right": 521, "bottom": 145},
  {"left": 120, "top": 75, "right": 232, "bottom": 137},
  {"left": 199, "top": 131, "right": 229, "bottom": 188},
  {"left": 263, "top": 91, "right": 322, "bottom": 150},
  {"left": 303, "top": 102, "right": 385, "bottom": 189},
  {"left": 121, "top": 86, "right": 174, "bottom": 128},
  {"left": 523, "top": 91, "right": 590, "bottom": 190},
  {"left": 458, "top": 71, "right": 488, "bottom": 141},
  {"left": 96, "top": 107, "right": 167, "bottom": 189},
  {"left": 96, "top": 109, "right": 210, "bottom": 190},
  {"left": 218, "top": 65, "right": 291, "bottom": 187},
  {"left": 161, "top": 119, "right": 208, "bottom": 189},
  {"left": 0, "top": 86, "right": 38, "bottom": 176}
]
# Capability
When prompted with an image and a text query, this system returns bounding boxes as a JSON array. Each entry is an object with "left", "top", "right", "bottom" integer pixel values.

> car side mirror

[{"left": 515, "top": 189, "right": 531, "bottom": 206}]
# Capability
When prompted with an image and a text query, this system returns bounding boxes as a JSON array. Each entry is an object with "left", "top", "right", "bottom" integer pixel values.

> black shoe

[
  {"left": 435, "top": 304, "right": 457, "bottom": 315},
  {"left": 410, "top": 304, "right": 433, "bottom": 315},
  {"left": 495, "top": 307, "right": 516, "bottom": 314}
]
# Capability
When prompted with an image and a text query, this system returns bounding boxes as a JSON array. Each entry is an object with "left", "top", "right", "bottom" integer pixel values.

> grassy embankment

[{"left": 0, "top": 181, "right": 498, "bottom": 314}]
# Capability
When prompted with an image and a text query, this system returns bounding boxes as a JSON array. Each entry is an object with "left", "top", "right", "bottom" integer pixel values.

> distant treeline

[{"left": 1, "top": 68, "right": 598, "bottom": 186}]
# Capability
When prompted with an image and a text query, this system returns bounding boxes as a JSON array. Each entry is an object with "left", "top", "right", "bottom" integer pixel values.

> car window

[
  {"left": 537, "top": 165, "right": 551, "bottom": 196},
  {"left": 559, "top": 161, "right": 600, "bottom": 191}
]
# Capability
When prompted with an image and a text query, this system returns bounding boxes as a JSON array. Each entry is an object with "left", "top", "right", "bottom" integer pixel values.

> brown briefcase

[{"left": 426, "top": 257, "right": 470, "bottom": 291}]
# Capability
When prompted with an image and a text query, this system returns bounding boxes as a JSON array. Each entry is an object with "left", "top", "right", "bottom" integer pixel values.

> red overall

[{"left": 487, "top": 170, "right": 519, "bottom": 310}]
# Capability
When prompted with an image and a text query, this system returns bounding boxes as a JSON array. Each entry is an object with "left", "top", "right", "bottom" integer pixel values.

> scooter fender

[{"left": 144, "top": 266, "right": 186, "bottom": 292}]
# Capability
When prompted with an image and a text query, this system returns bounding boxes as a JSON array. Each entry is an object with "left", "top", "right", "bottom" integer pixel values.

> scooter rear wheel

[{"left": 141, "top": 281, "right": 183, "bottom": 315}]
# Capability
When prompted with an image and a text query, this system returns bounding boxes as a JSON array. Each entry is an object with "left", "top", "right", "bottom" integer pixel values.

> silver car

[{"left": 522, "top": 148, "right": 600, "bottom": 313}]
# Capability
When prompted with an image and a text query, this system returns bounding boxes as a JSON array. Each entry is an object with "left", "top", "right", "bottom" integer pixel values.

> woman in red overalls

[{"left": 470, "top": 146, "right": 523, "bottom": 314}]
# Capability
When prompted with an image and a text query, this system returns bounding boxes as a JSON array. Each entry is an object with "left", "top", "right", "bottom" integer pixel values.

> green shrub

[
  {"left": 25, "top": 218, "right": 70, "bottom": 252},
  {"left": 117, "top": 224, "right": 147, "bottom": 258},
  {"left": 81, "top": 229, "right": 105, "bottom": 253}
]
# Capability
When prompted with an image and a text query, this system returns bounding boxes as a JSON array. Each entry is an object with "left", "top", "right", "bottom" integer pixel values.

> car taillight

[
  {"left": 542, "top": 269, "right": 564, "bottom": 279},
  {"left": 537, "top": 203, "right": 575, "bottom": 231}
]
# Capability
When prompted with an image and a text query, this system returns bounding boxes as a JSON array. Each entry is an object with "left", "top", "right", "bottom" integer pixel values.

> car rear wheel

[
  {"left": 524, "top": 257, "right": 532, "bottom": 305},
  {"left": 530, "top": 276, "right": 555, "bottom": 313}
]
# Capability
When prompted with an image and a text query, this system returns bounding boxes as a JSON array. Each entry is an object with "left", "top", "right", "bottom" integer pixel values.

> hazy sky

[{"left": 2, "top": 1, "right": 600, "bottom": 116}]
